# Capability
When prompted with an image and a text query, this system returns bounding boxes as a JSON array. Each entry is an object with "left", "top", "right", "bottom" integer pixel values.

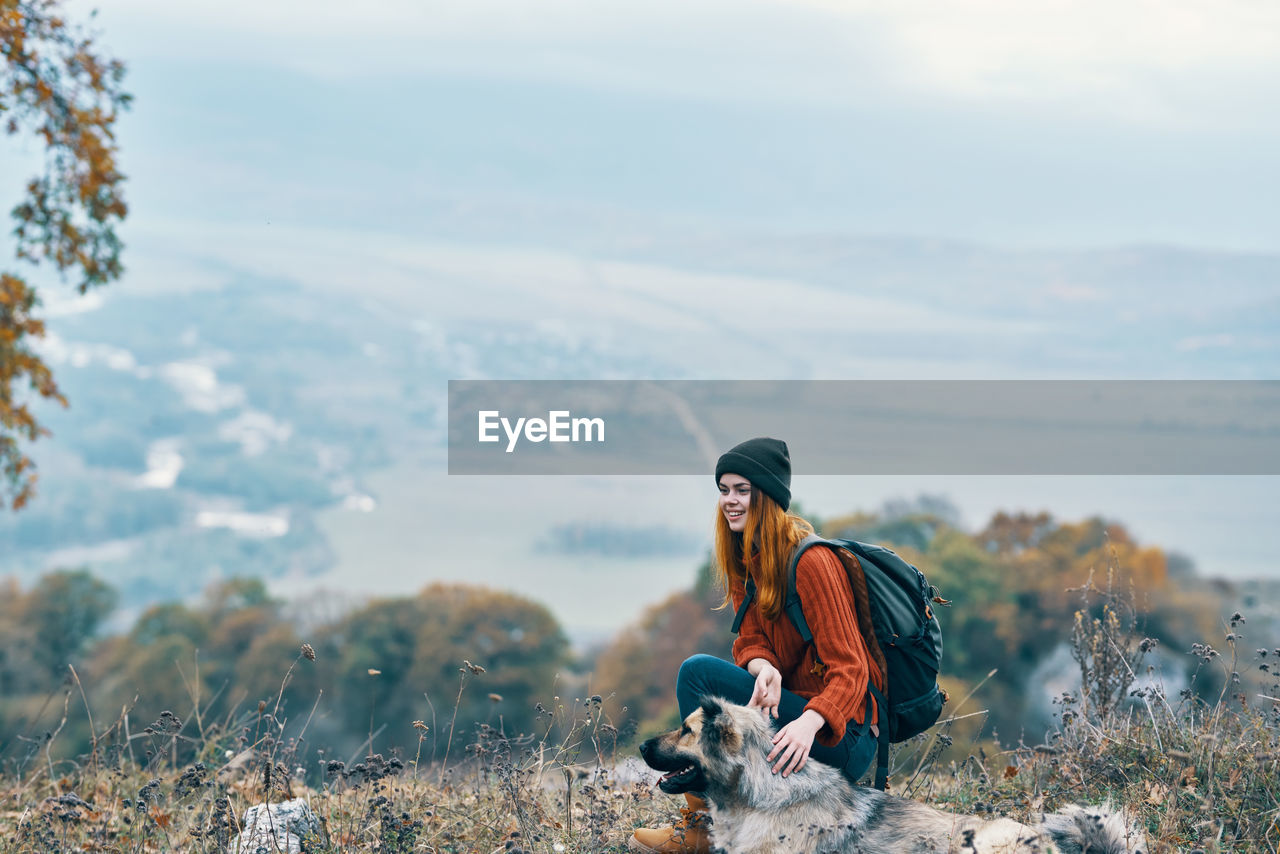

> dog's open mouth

[
  {"left": 657, "top": 763, "right": 704, "bottom": 794},
  {"left": 660, "top": 765, "right": 697, "bottom": 785}
]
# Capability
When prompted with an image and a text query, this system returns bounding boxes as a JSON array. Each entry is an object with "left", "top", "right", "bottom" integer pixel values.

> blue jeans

[{"left": 675, "top": 653, "right": 877, "bottom": 786}]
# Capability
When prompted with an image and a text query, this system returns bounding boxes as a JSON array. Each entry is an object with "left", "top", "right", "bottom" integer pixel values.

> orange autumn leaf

[{"left": 0, "top": 0, "right": 130, "bottom": 511}]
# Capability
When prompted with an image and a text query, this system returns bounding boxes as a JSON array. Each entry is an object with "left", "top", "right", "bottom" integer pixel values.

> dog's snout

[{"left": 639, "top": 737, "right": 656, "bottom": 761}]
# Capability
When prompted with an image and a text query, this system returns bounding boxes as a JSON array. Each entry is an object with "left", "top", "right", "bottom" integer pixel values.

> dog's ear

[
  {"left": 699, "top": 697, "right": 723, "bottom": 722},
  {"left": 698, "top": 698, "right": 741, "bottom": 753}
]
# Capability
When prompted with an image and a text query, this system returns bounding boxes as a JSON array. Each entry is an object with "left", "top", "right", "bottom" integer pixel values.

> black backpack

[{"left": 730, "top": 534, "right": 949, "bottom": 789}]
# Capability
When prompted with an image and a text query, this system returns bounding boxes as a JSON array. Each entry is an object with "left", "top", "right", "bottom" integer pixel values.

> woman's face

[{"left": 718, "top": 473, "right": 752, "bottom": 533}]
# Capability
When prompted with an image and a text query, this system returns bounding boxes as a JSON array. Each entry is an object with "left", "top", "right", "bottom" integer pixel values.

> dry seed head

[
  {"left": 368, "top": 669, "right": 381, "bottom": 676},
  {"left": 488, "top": 693, "right": 503, "bottom": 703},
  {"left": 301, "top": 643, "right": 315, "bottom": 662}
]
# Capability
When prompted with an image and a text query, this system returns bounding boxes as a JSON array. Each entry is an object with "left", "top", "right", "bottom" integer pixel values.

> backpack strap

[
  {"left": 869, "top": 683, "right": 890, "bottom": 790},
  {"left": 730, "top": 534, "right": 826, "bottom": 636},
  {"left": 729, "top": 577, "right": 755, "bottom": 634},
  {"left": 732, "top": 534, "right": 884, "bottom": 676},
  {"left": 787, "top": 537, "right": 889, "bottom": 686},
  {"left": 782, "top": 534, "right": 828, "bottom": 642},
  {"left": 833, "top": 545, "right": 890, "bottom": 693}
]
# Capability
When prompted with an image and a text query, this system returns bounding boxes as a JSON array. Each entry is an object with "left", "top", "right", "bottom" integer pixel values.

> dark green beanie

[{"left": 714, "top": 437, "right": 791, "bottom": 511}]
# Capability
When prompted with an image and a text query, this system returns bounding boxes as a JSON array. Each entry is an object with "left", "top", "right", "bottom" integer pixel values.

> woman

[{"left": 629, "top": 437, "right": 885, "bottom": 854}]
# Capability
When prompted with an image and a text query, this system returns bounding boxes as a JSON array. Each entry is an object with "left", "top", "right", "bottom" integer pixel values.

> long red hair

[{"left": 712, "top": 486, "right": 813, "bottom": 621}]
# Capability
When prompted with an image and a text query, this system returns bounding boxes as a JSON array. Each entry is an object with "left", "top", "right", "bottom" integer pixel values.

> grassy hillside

[
  {"left": 3, "top": 507, "right": 1278, "bottom": 851},
  {"left": 2, "top": 585, "right": 1278, "bottom": 852}
]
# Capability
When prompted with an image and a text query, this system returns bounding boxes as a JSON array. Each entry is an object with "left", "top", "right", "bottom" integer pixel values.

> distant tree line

[
  {"left": 0, "top": 574, "right": 569, "bottom": 775},
  {"left": 590, "top": 508, "right": 1239, "bottom": 745},
  {"left": 0, "top": 508, "right": 1252, "bottom": 780}
]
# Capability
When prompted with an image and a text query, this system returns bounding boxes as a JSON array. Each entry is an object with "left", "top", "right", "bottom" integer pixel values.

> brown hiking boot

[{"left": 628, "top": 793, "right": 712, "bottom": 853}]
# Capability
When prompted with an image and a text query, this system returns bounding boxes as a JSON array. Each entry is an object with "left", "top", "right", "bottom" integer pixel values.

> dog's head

[{"left": 638, "top": 697, "right": 773, "bottom": 795}]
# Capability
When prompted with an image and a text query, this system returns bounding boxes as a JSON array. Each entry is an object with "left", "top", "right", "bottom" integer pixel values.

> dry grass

[
  {"left": 895, "top": 571, "right": 1280, "bottom": 853},
  {"left": 0, "top": 655, "right": 671, "bottom": 853},
  {"left": 3, "top": 583, "right": 1279, "bottom": 853}
]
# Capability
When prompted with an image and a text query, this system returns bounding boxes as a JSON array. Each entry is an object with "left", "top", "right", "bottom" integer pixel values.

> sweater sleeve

[
  {"left": 795, "top": 546, "right": 881, "bottom": 746},
  {"left": 729, "top": 574, "right": 779, "bottom": 672}
]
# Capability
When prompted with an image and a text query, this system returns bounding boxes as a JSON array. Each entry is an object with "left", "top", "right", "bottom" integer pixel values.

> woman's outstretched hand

[
  {"left": 746, "top": 659, "right": 782, "bottom": 719},
  {"left": 768, "top": 709, "right": 825, "bottom": 777}
]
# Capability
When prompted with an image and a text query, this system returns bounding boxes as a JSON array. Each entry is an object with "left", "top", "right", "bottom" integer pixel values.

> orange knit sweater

[{"left": 730, "top": 545, "right": 884, "bottom": 747}]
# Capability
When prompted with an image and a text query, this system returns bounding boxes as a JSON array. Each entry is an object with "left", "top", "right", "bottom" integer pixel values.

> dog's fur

[{"left": 639, "top": 698, "right": 1145, "bottom": 854}]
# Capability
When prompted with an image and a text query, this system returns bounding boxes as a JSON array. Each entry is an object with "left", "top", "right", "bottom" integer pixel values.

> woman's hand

[
  {"left": 767, "top": 709, "right": 825, "bottom": 777},
  {"left": 745, "top": 659, "right": 782, "bottom": 718}
]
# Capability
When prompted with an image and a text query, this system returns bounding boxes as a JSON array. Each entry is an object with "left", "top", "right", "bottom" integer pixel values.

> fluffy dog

[{"left": 638, "top": 697, "right": 1145, "bottom": 854}]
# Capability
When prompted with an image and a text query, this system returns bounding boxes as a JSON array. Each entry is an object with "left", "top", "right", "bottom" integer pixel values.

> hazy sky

[{"left": 50, "top": 0, "right": 1280, "bottom": 251}]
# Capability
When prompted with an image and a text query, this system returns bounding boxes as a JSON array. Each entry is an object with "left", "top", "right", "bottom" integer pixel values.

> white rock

[{"left": 234, "top": 798, "right": 323, "bottom": 853}]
